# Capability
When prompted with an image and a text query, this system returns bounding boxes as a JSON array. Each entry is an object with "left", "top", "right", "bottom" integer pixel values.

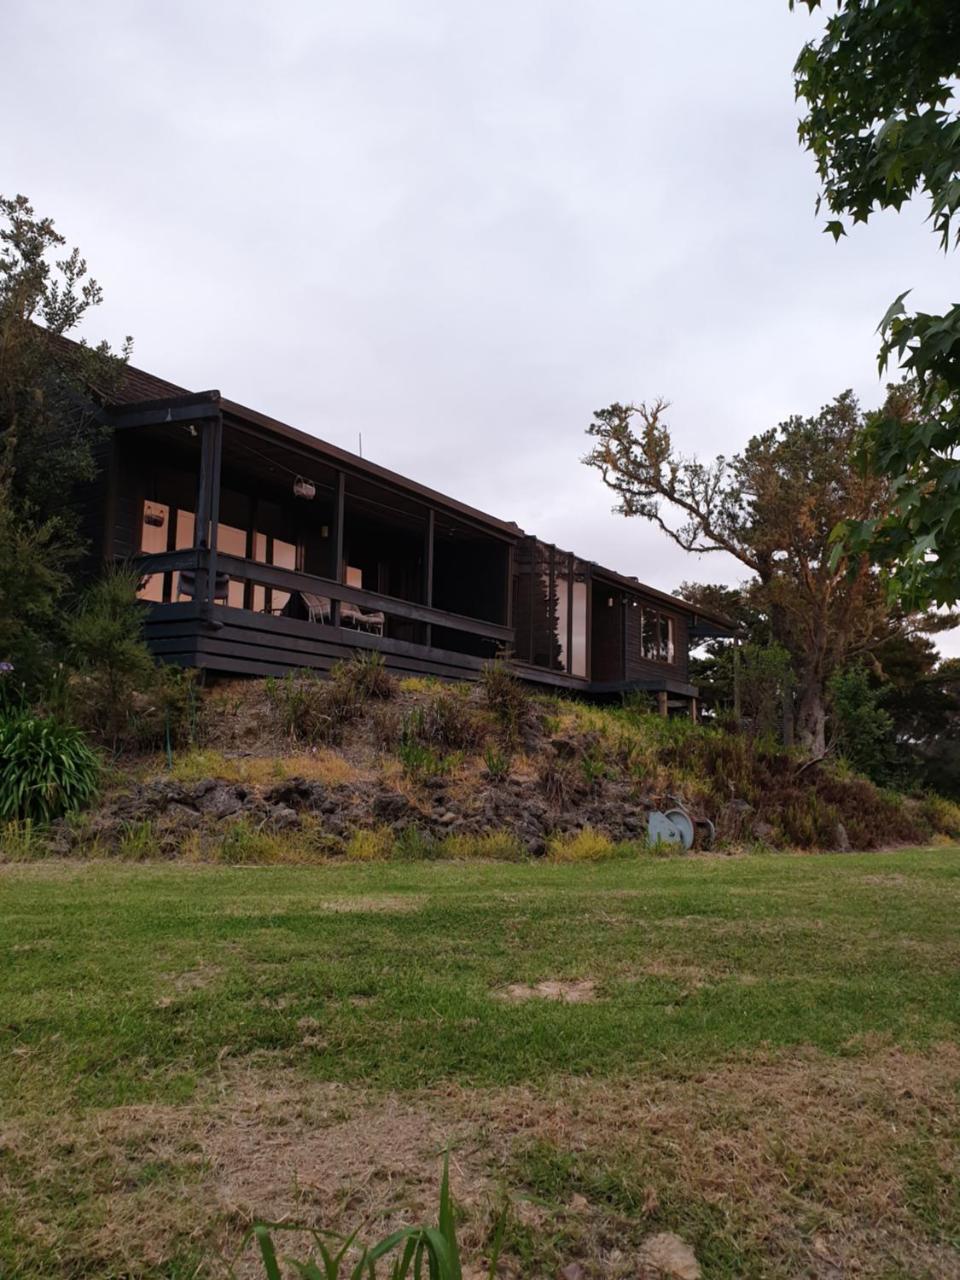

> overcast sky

[{"left": 6, "top": 0, "right": 958, "bottom": 656}]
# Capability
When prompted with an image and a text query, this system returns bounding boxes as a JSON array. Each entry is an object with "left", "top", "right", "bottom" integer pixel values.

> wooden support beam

[
  {"left": 658, "top": 689, "right": 669, "bottom": 718},
  {"left": 690, "top": 696, "right": 698, "bottom": 724},
  {"left": 331, "top": 470, "right": 345, "bottom": 627},
  {"left": 423, "top": 508, "right": 435, "bottom": 648}
]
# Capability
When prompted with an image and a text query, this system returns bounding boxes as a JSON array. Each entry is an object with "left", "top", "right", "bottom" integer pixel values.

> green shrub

[
  {"left": 66, "top": 565, "right": 197, "bottom": 752},
  {"left": 829, "top": 662, "right": 895, "bottom": 784},
  {"left": 0, "top": 714, "right": 99, "bottom": 823},
  {"left": 918, "top": 792, "right": 960, "bottom": 839}
]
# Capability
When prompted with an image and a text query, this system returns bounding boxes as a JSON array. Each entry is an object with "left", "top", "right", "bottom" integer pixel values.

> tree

[
  {"left": 584, "top": 391, "right": 947, "bottom": 754},
  {"left": 791, "top": 1, "right": 960, "bottom": 606},
  {"left": 0, "top": 193, "right": 130, "bottom": 686}
]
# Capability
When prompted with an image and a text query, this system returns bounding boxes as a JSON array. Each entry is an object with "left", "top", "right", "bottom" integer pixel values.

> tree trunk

[{"left": 795, "top": 676, "right": 827, "bottom": 756}]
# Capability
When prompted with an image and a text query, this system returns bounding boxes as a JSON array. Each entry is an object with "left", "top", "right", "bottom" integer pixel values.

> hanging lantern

[{"left": 293, "top": 476, "right": 316, "bottom": 500}]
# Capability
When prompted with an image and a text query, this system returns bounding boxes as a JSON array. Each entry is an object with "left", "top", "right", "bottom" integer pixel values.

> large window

[
  {"left": 513, "top": 542, "right": 589, "bottom": 678},
  {"left": 640, "top": 607, "right": 675, "bottom": 663}
]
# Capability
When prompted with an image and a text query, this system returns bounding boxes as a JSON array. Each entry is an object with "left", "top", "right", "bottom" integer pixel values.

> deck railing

[{"left": 133, "top": 548, "right": 514, "bottom": 646}]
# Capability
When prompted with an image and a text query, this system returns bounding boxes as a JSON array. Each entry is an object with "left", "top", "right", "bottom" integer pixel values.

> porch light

[
  {"left": 293, "top": 476, "right": 316, "bottom": 500},
  {"left": 144, "top": 504, "right": 165, "bottom": 528}
]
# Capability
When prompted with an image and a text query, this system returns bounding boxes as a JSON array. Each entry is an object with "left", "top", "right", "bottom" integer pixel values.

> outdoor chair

[
  {"left": 176, "top": 567, "right": 230, "bottom": 604},
  {"left": 340, "top": 601, "right": 386, "bottom": 636},
  {"left": 300, "top": 592, "right": 332, "bottom": 624}
]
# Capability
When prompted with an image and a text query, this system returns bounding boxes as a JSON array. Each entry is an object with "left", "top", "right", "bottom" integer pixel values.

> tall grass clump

[
  {"left": 331, "top": 651, "right": 397, "bottom": 701},
  {"left": 252, "top": 1154, "right": 503, "bottom": 1280},
  {"left": 479, "top": 660, "right": 531, "bottom": 743},
  {"left": 0, "top": 714, "right": 99, "bottom": 823},
  {"left": 547, "top": 827, "right": 617, "bottom": 861},
  {"left": 268, "top": 671, "right": 362, "bottom": 746}
]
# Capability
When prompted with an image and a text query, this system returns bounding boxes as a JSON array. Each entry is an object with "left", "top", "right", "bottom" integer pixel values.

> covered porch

[{"left": 109, "top": 393, "right": 516, "bottom": 681}]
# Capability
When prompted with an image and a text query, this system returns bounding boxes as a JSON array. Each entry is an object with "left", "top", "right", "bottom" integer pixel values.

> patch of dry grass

[
  {"left": 159, "top": 748, "right": 360, "bottom": 787},
  {"left": 4, "top": 1046, "right": 960, "bottom": 1279}
]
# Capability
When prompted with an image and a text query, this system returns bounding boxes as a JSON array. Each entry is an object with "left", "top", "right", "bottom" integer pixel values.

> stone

[
  {"left": 636, "top": 1232, "right": 701, "bottom": 1279},
  {"left": 834, "top": 822, "right": 851, "bottom": 852},
  {"left": 197, "top": 784, "right": 243, "bottom": 819},
  {"left": 267, "top": 805, "right": 300, "bottom": 829}
]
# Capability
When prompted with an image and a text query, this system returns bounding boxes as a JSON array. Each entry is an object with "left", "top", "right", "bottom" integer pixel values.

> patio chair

[
  {"left": 300, "top": 592, "right": 332, "bottom": 624},
  {"left": 340, "top": 602, "right": 385, "bottom": 636},
  {"left": 176, "top": 567, "right": 230, "bottom": 604}
]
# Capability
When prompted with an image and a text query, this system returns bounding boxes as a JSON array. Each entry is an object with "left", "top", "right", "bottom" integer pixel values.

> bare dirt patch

[{"left": 494, "top": 979, "right": 598, "bottom": 1003}]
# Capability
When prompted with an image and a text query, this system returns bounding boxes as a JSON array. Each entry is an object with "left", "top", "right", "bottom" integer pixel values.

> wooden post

[
  {"left": 658, "top": 690, "right": 669, "bottom": 718},
  {"left": 732, "top": 636, "right": 742, "bottom": 721},
  {"left": 423, "top": 508, "right": 435, "bottom": 648},
  {"left": 195, "top": 413, "right": 223, "bottom": 616},
  {"left": 331, "top": 470, "right": 345, "bottom": 627},
  {"left": 690, "top": 696, "right": 698, "bottom": 724}
]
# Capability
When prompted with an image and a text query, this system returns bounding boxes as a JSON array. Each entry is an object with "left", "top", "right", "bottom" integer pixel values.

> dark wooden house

[{"left": 88, "top": 358, "right": 733, "bottom": 714}]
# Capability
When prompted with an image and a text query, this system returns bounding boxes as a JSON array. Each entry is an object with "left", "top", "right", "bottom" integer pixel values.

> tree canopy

[
  {"left": 584, "top": 391, "right": 950, "bottom": 754},
  {"left": 0, "top": 193, "right": 130, "bottom": 687},
  {"left": 791, "top": 0, "right": 960, "bottom": 606}
]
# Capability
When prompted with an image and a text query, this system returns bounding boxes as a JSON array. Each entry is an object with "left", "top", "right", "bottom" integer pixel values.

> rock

[
  {"left": 267, "top": 805, "right": 300, "bottom": 829},
  {"left": 834, "top": 822, "right": 851, "bottom": 851},
  {"left": 264, "top": 779, "right": 327, "bottom": 810},
  {"left": 373, "top": 790, "right": 413, "bottom": 822},
  {"left": 636, "top": 1232, "right": 701, "bottom": 1279},
  {"left": 197, "top": 784, "right": 243, "bottom": 819},
  {"left": 550, "top": 737, "right": 580, "bottom": 759},
  {"left": 752, "top": 820, "right": 776, "bottom": 845},
  {"left": 559, "top": 1265, "right": 586, "bottom": 1280}
]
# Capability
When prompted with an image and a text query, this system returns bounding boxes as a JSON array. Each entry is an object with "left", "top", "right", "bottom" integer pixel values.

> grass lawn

[{"left": 3, "top": 847, "right": 960, "bottom": 1277}]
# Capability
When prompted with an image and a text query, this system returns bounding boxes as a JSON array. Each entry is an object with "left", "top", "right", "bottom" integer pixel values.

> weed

[
  {"left": 547, "top": 827, "right": 617, "bottom": 861},
  {"left": 345, "top": 826, "right": 396, "bottom": 861},
  {"left": 439, "top": 830, "right": 527, "bottom": 860},
  {"left": 251, "top": 1154, "right": 500, "bottom": 1280},
  {"left": 403, "top": 692, "right": 483, "bottom": 752},
  {"left": 917, "top": 792, "right": 960, "bottom": 839},
  {"left": 480, "top": 661, "right": 531, "bottom": 743},
  {"left": 397, "top": 675, "right": 440, "bottom": 694},
  {"left": 393, "top": 826, "right": 440, "bottom": 861},
  {"left": 397, "top": 742, "right": 453, "bottom": 781},
  {"left": 117, "top": 820, "right": 156, "bottom": 861},
  {"left": 483, "top": 745, "right": 511, "bottom": 782},
  {"left": 215, "top": 819, "right": 281, "bottom": 865},
  {"left": 0, "top": 819, "right": 47, "bottom": 861},
  {"left": 331, "top": 651, "right": 396, "bottom": 701},
  {"left": 268, "top": 672, "right": 362, "bottom": 746}
]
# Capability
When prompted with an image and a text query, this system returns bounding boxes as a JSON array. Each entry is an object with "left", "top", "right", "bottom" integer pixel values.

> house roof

[{"left": 103, "top": 349, "right": 734, "bottom": 633}]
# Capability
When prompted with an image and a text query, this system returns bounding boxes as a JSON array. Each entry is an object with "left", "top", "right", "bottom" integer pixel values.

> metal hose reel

[{"left": 647, "top": 803, "right": 711, "bottom": 850}]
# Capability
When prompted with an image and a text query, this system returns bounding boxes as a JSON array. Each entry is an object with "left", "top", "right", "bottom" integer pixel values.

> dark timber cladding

[{"left": 97, "top": 358, "right": 735, "bottom": 711}]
